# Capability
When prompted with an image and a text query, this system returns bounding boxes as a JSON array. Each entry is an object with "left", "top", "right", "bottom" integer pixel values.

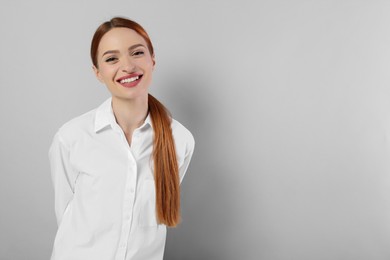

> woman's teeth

[{"left": 120, "top": 76, "right": 139, "bottom": 84}]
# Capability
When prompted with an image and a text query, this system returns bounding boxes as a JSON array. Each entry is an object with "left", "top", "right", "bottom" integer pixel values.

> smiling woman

[
  {"left": 92, "top": 28, "right": 154, "bottom": 101},
  {"left": 48, "top": 17, "right": 195, "bottom": 260}
]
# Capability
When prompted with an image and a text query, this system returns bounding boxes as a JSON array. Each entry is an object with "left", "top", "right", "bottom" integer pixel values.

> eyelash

[
  {"left": 132, "top": 50, "right": 144, "bottom": 56},
  {"left": 104, "top": 50, "right": 145, "bottom": 63},
  {"left": 105, "top": 57, "right": 117, "bottom": 63}
]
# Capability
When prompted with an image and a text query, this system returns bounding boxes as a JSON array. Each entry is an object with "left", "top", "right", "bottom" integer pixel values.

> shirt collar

[{"left": 94, "top": 97, "right": 152, "bottom": 133}]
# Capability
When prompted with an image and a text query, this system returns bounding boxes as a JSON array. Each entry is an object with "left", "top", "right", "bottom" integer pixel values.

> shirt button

[{"left": 130, "top": 187, "right": 135, "bottom": 193}]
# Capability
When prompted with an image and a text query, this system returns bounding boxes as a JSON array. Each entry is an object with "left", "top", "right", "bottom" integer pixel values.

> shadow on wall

[{"left": 163, "top": 65, "right": 236, "bottom": 260}]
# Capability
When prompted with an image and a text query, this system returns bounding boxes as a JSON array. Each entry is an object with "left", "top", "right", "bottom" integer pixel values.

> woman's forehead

[{"left": 98, "top": 28, "right": 146, "bottom": 51}]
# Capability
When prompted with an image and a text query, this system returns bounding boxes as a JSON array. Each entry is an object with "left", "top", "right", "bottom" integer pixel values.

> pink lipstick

[{"left": 116, "top": 73, "right": 143, "bottom": 88}]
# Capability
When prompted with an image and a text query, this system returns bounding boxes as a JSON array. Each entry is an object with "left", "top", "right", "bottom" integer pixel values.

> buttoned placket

[{"left": 114, "top": 125, "right": 139, "bottom": 260}]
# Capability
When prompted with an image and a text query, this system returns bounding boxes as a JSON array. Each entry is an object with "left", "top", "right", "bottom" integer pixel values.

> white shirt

[{"left": 49, "top": 97, "right": 195, "bottom": 260}]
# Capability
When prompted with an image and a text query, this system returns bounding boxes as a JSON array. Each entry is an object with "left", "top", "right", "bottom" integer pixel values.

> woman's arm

[
  {"left": 179, "top": 132, "right": 195, "bottom": 184},
  {"left": 48, "top": 132, "right": 79, "bottom": 226}
]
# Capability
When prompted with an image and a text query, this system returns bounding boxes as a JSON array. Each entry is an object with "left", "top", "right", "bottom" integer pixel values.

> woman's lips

[{"left": 116, "top": 74, "right": 143, "bottom": 88}]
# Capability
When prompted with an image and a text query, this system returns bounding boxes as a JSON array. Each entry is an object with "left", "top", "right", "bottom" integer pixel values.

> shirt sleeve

[
  {"left": 179, "top": 132, "right": 195, "bottom": 184},
  {"left": 48, "top": 132, "right": 79, "bottom": 226}
]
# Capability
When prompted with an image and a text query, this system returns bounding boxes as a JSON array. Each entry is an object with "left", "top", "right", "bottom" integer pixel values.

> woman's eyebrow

[
  {"left": 102, "top": 44, "right": 146, "bottom": 57},
  {"left": 128, "top": 43, "right": 145, "bottom": 51}
]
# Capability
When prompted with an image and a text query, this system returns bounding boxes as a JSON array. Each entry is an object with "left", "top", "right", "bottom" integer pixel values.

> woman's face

[{"left": 93, "top": 27, "right": 155, "bottom": 101}]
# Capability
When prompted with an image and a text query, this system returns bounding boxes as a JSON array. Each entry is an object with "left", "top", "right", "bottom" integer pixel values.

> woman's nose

[{"left": 121, "top": 57, "right": 136, "bottom": 73}]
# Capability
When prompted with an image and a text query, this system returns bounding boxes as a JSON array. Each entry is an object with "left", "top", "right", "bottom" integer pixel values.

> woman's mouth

[{"left": 116, "top": 74, "right": 143, "bottom": 88}]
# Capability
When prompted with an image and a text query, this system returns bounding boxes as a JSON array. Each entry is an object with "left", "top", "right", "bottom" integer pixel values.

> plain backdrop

[{"left": 1, "top": 0, "right": 390, "bottom": 259}]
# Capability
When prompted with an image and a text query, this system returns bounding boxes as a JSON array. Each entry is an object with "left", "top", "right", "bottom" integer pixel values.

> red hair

[{"left": 91, "top": 17, "right": 180, "bottom": 227}]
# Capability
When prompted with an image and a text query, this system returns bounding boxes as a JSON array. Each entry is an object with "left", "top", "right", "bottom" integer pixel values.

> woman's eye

[
  {"left": 105, "top": 57, "right": 117, "bottom": 63},
  {"left": 133, "top": 50, "right": 144, "bottom": 56}
]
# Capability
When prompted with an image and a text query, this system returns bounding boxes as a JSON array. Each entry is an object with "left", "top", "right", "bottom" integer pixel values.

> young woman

[{"left": 49, "top": 17, "right": 195, "bottom": 260}]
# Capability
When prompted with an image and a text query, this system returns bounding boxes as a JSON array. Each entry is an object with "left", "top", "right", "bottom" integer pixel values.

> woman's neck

[{"left": 111, "top": 95, "right": 149, "bottom": 135}]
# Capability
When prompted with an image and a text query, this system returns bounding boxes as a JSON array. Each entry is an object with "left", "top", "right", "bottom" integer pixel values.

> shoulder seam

[{"left": 55, "top": 131, "right": 70, "bottom": 151}]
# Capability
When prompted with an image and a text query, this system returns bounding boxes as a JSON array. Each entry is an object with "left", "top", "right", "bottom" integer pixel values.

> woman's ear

[
  {"left": 152, "top": 55, "right": 156, "bottom": 70},
  {"left": 92, "top": 65, "right": 104, "bottom": 83}
]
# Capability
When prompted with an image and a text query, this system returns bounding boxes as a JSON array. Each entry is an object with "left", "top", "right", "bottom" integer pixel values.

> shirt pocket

[{"left": 138, "top": 180, "right": 158, "bottom": 227}]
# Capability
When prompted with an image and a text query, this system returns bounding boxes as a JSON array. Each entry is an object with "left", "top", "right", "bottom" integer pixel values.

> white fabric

[{"left": 49, "top": 97, "right": 195, "bottom": 260}]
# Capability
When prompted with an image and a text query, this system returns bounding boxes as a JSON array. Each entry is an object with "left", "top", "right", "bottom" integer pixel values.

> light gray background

[{"left": 1, "top": 0, "right": 390, "bottom": 259}]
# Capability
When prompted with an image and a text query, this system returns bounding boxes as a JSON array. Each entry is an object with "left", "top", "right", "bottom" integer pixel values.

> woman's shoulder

[
  {"left": 55, "top": 108, "right": 97, "bottom": 145},
  {"left": 171, "top": 118, "right": 195, "bottom": 148}
]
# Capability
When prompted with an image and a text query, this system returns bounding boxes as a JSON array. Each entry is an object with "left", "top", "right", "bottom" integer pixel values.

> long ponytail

[{"left": 148, "top": 94, "right": 180, "bottom": 227}]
